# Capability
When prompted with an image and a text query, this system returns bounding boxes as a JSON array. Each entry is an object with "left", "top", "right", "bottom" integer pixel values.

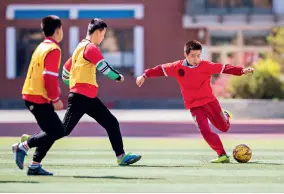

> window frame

[{"left": 206, "top": 26, "right": 271, "bottom": 65}]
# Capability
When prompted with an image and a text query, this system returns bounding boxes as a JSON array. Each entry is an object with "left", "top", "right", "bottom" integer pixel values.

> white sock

[
  {"left": 18, "top": 141, "right": 29, "bottom": 153},
  {"left": 29, "top": 162, "right": 41, "bottom": 169}
]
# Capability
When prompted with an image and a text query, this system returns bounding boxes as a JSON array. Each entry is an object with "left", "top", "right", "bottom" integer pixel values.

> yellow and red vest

[
  {"left": 70, "top": 40, "right": 98, "bottom": 88},
  {"left": 22, "top": 41, "right": 61, "bottom": 100}
]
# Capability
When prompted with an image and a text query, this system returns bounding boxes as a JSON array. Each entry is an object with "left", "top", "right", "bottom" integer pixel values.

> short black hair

[
  {"left": 41, "top": 15, "right": 62, "bottom": 37},
  {"left": 87, "top": 18, "right": 107, "bottom": 35},
  {"left": 184, "top": 40, "right": 202, "bottom": 55}
]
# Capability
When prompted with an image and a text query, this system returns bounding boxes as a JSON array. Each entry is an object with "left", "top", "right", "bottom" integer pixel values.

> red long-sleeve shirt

[
  {"left": 144, "top": 62, "right": 243, "bottom": 78},
  {"left": 22, "top": 37, "right": 60, "bottom": 104},
  {"left": 143, "top": 60, "right": 244, "bottom": 109}
]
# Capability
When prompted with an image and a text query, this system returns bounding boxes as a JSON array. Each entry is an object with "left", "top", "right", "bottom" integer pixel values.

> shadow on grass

[
  {"left": 50, "top": 164, "right": 200, "bottom": 168},
  {"left": 127, "top": 164, "right": 200, "bottom": 168},
  {"left": 226, "top": 161, "right": 283, "bottom": 165},
  {"left": 56, "top": 175, "right": 162, "bottom": 180},
  {"left": 247, "top": 161, "right": 283, "bottom": 165},
  {"left": 0, "top": 181, "right": 39, "bottom": 183}
]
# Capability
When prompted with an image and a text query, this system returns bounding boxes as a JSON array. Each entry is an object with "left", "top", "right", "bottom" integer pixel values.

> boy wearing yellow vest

[
  {"left": 13, "top": 15, "right": 65, "bottom": 176},
  {"left": 62, "top": 18, "right": 141, "bottom": 165}
]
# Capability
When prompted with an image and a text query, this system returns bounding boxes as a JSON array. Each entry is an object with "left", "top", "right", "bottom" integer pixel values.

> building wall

[{"left": 0, "top": 0, "right": 200, "bottom": 102}]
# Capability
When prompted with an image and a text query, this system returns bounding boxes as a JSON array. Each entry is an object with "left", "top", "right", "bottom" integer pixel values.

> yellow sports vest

[
  {"left": 22, "top": 41, "right": 61, "bottom": 100},
  {"left": 69, "top": 40, "right": 98, "bottom": 88}
]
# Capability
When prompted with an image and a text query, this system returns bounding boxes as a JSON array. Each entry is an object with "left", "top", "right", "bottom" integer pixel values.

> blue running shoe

[
  {"left": 117, "top": 152, "right": 142, "bottom": 166},
  {"left": 12, "top": 143, "right": 27, "bottom": 170}
]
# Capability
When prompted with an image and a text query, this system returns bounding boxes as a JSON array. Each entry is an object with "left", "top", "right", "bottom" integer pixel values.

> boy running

[
  {"left": 23, "top": 18, "right": 141, "bottom": 166},
  {"left": 136, "top": 40, "right": 254, "bottom": 163},
  {"left": 62, "top": 18, "right": 141, "bottom": 165},
  {"left": 13, "top": 15, "right": 65, "bottom": 175}
]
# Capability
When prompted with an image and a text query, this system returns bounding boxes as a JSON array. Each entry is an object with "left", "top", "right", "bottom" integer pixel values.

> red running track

[{"left": 0, "top": 122, "right": 283, "bottom": 137}]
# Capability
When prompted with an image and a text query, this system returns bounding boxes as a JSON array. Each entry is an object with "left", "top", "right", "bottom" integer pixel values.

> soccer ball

[{"left": 233, "top": 144, "right": 252, "bottom": 163}]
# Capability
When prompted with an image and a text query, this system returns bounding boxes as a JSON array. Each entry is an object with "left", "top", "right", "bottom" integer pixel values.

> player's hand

[
  {"left": 136, "top": 75, "right": 145, "bottom": 87},
  {"left": 53, "top": 100, "right": 63, "bottom": 110},
  {"left": 242, "top": 67, "right": 254, "bottom": 75},
  {"left": 116, "top": 74, "right": 124, "bottom": 83}
]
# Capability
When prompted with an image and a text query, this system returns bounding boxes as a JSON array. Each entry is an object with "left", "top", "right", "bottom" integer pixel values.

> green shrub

[{"left": 228, "top": 59, "right": 284, "bottom": 99}]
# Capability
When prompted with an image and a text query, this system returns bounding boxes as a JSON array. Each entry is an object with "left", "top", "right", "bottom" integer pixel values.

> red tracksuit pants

[{"left": 190, "top": 99, "right": 230, "bottom": 156}]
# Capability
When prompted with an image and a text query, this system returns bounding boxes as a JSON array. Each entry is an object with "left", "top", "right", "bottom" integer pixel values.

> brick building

[{"left": 0, "top": 0, "right": 282, "bottom": 108}]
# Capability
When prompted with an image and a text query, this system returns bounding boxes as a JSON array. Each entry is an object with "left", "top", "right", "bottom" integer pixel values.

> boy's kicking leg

[
  {"left": 63, "top": 93, "right": 141, "bottom": 167},
  {"left": 86, "top": 97, "right": 141, "bottom": 166},
  {"left": 203, "top": 99, "right": 232, "bottom": 163},
  {"left": 190, "top": 105, "right": 229, "bottom": 163},
  {"left": 205, "top": 100, "right": 231, "bottom": 132}
]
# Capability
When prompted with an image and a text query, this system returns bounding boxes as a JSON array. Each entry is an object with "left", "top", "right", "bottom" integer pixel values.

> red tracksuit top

[{"left": 144, "top": 59, "right": 244, "bottom": 109}]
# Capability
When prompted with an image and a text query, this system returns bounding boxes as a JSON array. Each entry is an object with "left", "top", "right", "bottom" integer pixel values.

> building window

[
  {"left": 211, "top": 52, "right": 222, "bottom": 81},
  {"left": 184, "top": 0, "right": 273, "bottom": 15},
  {"left": 210, "top": 31, "right": 238, "bottom": 46},
  {"left": 252, "top": 0, "right": 272, "bottom": 8},
  {"left": 100, "top": 28, "right": 134, "bottom": 75},
  {"left": 8, "top": 27, "right": 139, "bottom": 79},
  {"left": 211, "top": 52, "right": 222, "bottom": 63},
  {"left": 207, "top": 29, "right": 271, "bottom": 66},
  {"left": 14, "top": 28, "right": 65, "bottom": 78},
  {"left": 16, "top": 29, "right": 44, "bottom": 77},
  {"left": 243, "top": 30, "right": 270, "bottom": 46},
  {"left": 207, "top": 0, "right": 226, "bottom": 8}
]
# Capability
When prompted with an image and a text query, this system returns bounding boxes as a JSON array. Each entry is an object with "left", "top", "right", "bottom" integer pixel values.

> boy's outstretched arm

[
  {"left": 222, "top": 64, "right": 254, "bottom": 75},
  {"left": 136, "top": 65, "right": 166, "bottom": 87},
  {"left": 143, "top": 65, "right": 165, "bottom": 78},
  {"left": 96, "top": 61, "right": 124, "bottom": 83},
  {"left": 207, "top": 61, "right": 254, "bottom": 76},
  {"left": 136, "top": 61, "right": 179, "bottom": 87},
  {"left": 62, "top": 44, "right": 124, "bottom": 86},
  {"left": 62, "top": 57, "right": 124, "bottom": 86},
  {"left": 84, "top": 44, "right": 124, "bottom": 83}
]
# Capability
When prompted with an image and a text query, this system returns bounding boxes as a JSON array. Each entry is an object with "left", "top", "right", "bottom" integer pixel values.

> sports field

[{"left": 1, "top": 136, "right": 283, "bottom": 193}]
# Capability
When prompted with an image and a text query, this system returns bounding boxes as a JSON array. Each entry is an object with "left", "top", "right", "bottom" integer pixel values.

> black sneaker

[{"left": 27, "top": 165, "right": 53, "bottom": 176}]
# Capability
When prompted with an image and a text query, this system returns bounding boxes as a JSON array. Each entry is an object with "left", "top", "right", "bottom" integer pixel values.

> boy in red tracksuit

[{"left": 136, "top": 40, "right": 254, "bottom": 163}]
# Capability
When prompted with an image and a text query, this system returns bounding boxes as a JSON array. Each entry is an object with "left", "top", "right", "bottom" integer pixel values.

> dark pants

[
  {"left": 62, "top": 93, "right": 124, "bottom": 156},
  {"left": 25, "top": 101, "right": 65, "bottom": 163}
]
